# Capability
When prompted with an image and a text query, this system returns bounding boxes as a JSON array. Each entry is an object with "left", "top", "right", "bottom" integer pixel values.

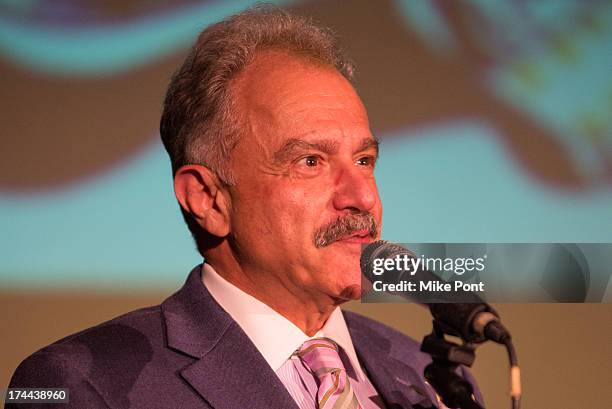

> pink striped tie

[{"left": 296, "top": 337, "right": 361, "bottom": 409}]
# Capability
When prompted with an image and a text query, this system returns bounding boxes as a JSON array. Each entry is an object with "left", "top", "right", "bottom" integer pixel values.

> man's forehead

[
  {"left": 233, "top": 48, "right": 337, "bottom": 87},
  {"left": 231, "top": 49, "right": 363, "bottom": 116},
  {"left": 229, "top": 49, "right": 372, "bottom": 155}
]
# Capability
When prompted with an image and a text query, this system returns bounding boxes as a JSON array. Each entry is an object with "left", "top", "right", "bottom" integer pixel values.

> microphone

[{"left": 360, "top": 240, "right": 511, "bottom": 344}]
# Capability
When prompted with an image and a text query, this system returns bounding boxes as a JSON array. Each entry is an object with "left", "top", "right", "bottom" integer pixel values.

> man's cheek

[{"left": 280, "top": 184, "right": 314, "bottom": 203}]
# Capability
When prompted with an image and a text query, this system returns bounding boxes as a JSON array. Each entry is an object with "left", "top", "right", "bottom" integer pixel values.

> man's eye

[
  {"left": 301, "top": 155, "right": 319, "bottom": 167},
  {"left": 356, "top": 156, "right": 375, "bottom": 166}
]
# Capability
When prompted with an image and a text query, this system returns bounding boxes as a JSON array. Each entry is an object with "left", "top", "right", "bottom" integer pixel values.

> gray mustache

[{"left": 314, "top": 212, "right": 378, "bottom": 248}]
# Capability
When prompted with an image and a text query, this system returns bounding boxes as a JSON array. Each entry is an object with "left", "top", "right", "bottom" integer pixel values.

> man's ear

[{"left": 173, "top": 165, "right": 231, "bottom": 238}]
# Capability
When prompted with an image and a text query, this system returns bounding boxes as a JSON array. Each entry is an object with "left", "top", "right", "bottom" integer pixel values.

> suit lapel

[
  {"left": 161, "top": 266, "right": 298, "bottom": 409},
  {"left": 344, "top": 311, "right": 439, "bottom": 409}
]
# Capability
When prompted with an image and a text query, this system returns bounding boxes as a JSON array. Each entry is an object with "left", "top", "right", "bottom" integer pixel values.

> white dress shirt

[{"left": 201, "top": 263, "right": 384, "bottom": 408}]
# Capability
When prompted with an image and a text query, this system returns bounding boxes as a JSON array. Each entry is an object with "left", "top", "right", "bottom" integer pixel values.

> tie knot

[
  {"left": 296, "top": 337, "right": 361, "bottom": 408},
  {"left": 297, "top": 337, "right": 345, "bottom": 379}
]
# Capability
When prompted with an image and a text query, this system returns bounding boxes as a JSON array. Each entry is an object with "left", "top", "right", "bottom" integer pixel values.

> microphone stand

[{"left": 420, "top": 321, "right": 484, "bottom": 409}]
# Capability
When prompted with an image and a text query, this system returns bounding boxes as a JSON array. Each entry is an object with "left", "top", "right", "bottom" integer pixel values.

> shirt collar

[{"left": 201, "top": 263, "right": 365, "bottom": 378}]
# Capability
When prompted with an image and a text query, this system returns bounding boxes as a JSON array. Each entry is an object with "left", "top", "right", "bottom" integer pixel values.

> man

[{"left": 7, "top": 6, "right": 480, "bottom": 409}]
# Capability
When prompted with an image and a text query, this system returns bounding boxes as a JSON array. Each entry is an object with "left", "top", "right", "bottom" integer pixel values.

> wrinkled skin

[{"left": 174, "top": 50, "right": 382, "bottom": 335}]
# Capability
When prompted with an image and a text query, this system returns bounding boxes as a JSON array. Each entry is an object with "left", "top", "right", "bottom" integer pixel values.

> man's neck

[{"left": 205, "top": 251, "right": 339, "bottom": 336}]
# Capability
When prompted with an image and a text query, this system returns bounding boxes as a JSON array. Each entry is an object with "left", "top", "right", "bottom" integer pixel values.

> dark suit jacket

[{"left": 7, "top": 266, "right": 482, "bottom": 409}]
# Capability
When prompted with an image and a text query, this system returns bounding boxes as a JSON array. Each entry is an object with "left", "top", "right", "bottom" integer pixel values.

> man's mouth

[
  {"left": 313, "top": 212, "right": 378, "bottom": 248},
  {"left": 336, "top": 229, "right": 374, "bottom": 244}
]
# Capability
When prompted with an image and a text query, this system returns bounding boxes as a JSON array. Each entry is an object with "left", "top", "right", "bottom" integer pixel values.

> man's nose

[{"left": 332, "top": 165, "right": 378, "bottom": 212}]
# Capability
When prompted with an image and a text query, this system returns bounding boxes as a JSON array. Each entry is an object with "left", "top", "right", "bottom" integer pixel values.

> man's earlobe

[{"left": 173, "top": 165, "right": 231, "bottom": 238}]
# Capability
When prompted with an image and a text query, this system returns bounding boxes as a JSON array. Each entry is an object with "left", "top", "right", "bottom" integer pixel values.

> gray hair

[{"left": 159, "top": 4, "right": 354, "bottom": 254}]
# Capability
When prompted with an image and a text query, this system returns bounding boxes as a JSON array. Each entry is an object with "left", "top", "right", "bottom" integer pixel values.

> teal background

[{"left": 1, "top": 0, "right": 611, "bottom": 290}]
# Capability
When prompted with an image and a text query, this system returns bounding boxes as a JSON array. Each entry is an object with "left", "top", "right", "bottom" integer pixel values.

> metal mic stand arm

[{"left": 420, "top": 321, "right": 484, "bottom": 409}]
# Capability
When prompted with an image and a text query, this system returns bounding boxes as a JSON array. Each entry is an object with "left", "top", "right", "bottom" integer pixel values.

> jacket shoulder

[
  {"left": 30, "top": 305, "right": 162, "bottom": 362},
  {"left": 8, "top": 306, "right": 164, "bottom": 408}
]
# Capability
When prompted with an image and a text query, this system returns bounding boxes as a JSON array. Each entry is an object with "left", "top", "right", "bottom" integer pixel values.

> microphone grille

[{"left": 360, "top": 240, "right": 416, "bottom": 280}]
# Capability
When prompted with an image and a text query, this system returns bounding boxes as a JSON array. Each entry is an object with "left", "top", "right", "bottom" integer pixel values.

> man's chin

[
  {"left": 315, "top": 247, "right": 364, "bottom": 302},
  {"left": 336, "top": 284, "right": 362, "bottom": 302}
]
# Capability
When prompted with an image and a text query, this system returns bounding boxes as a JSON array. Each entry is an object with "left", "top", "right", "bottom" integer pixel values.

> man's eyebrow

[
  {"left": 273, "top": 138, "right": 340, "bottom": 164},
  {"left": 272, "top": 136, "right": 379, "bottom": 164},
  {"left": 355, "top": 137, "right": 379, "bottom": 156}
]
